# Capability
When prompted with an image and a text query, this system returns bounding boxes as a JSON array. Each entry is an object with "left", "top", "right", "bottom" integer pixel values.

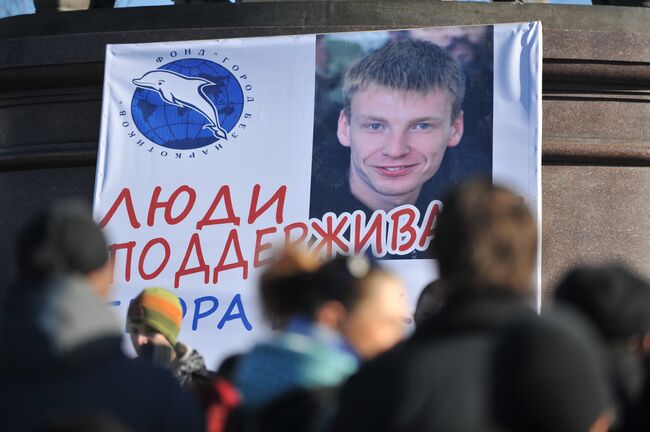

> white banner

[{"left": 94, "top": 22, "right": 542, "bottom": 367}]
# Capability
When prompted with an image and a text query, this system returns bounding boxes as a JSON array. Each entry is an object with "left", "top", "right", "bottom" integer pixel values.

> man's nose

[
  {"left": 137, "top": 334, "right": 149, "bottom": 346},
  {"left": 382, "top": 132, "right": 410, "bottom": 158}
]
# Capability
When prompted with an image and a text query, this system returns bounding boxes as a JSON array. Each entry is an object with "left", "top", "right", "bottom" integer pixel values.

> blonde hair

[{"left": 342, "top": 39, "right": 465, "bottom": 122}]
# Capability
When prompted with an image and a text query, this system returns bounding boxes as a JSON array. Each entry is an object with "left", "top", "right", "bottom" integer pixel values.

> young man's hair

[
  {"left": 431, "top": 178, "right": 537, "bottom": 298},
  {"left": 342, "top": 39, "right": 466, "bottom": 122}
]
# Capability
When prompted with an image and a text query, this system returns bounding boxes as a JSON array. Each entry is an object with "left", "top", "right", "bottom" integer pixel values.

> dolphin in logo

[{"left": 132, "top": 70, "right": 228, "bottom": 141}]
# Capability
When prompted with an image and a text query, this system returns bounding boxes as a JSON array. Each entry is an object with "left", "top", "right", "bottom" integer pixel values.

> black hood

[{"left": 412, "top": 293, "right": 536, "bottom": 342}]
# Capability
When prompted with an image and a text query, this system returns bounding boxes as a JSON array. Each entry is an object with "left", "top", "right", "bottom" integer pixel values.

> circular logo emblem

[{"left": 131, "top": 58, "right": 244, "bottom": 150}]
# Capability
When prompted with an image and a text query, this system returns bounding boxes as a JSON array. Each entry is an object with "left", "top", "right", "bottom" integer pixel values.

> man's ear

[
  {"left": 337, "top": 109, "right": 351, "bottom": 148},
  {"left": 315, "top": 300, "right": 347, "bottom": 330},
  {"left": 447, "top": 111, "right": 464, "bottom": 148}
]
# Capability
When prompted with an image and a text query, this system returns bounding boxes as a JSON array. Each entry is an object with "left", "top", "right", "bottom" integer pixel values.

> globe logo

[{"left": 131, "top": 58, "right": 244, "bottom": 150}]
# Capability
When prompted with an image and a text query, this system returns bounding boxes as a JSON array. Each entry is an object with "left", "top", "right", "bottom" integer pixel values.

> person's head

[
  {"left": 413, "top": 279, "right": 448, "bottom": 327},
  {"left": 337, "top": 40, "right": 465, "bottom": 211},
  {"left": 317, "top": 257, "right": 408, "bottom": 360},
  {"left": 432, "top": 178, "right": 537, "bottom": 300},
  {"left": 555, "top": 264, "right": 650, "bottom": 354},
  {"left": 16, "top": 201, "right": 113, "bottom": 299},
  {"left": 493, "top": 313, "right": 613, "bottom": 432},
  {"left": 127, "top": 287, "right": 183, "bottom": 362},
  {"left": 260, "top": 250, "right": 408, "bottom": 360}
]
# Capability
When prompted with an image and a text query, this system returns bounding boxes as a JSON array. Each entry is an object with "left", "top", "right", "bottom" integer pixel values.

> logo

[{"left": 130, "top": 57, "right": 247, "bottom": 151}]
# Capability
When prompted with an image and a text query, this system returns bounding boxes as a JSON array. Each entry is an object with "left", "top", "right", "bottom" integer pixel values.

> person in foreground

[
  {"left": 554, "top": 265, "right": 650, "bottom": 431},
  {"left": 0, "top": 203, "right": 202, "bottom": 432},
  {"left": 230, "top": 249, "right": 408, "bottom": 431},
  {"left": 331, "top": 177, "right": 613, "bottom": 432},
  {"left": 493, "top": 306, "right": 613, "bottom": 432}
]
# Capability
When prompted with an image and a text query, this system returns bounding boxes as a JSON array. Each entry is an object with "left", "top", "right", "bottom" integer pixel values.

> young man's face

[
  {"left": 128, "top": 323, "right": 174, "bottom": 357},
  {"left": 337, "top": 83, "right": 464, "bottom": 211}
]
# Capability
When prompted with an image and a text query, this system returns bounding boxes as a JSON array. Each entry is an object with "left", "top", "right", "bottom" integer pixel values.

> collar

[
  {"left": 412, "top": 293, "right": 536, "bottom": 342},
  {"left": 285, "top": 316, "right": 360, "bottom": 360}
]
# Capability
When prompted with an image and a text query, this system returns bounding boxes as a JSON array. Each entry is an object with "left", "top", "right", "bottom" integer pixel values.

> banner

[{"left": 94, "top": 22, "right": 542, "bottom": 367}]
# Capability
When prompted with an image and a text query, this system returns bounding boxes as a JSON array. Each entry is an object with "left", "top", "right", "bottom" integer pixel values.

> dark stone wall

[{"left": 2, "top": 2, "right": 650, "bottom": 303}]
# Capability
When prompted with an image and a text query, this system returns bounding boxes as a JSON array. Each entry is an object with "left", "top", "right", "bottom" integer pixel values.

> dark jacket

[
  {"left": 616, "top": 351, "right": 650, "bottom": 432},
  {"left": 608, "top": 348, "right": 645, "bottom": 432},
  {"left": 0, "top": 276, "right": 202, "bottom": 432},
  {"left": 227, "top": 386, "right": 340, "bottom": 432},
  {"left": 174, "top": 342, "right": 215, "bottom": 387},
  {"left": 331, "top": 294, "right": 535, "bottom": 432}
]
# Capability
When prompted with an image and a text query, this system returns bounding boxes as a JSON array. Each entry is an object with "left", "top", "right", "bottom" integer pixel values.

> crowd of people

[{"left": 2, "top": 177, "right": 650, "bottom": 431}]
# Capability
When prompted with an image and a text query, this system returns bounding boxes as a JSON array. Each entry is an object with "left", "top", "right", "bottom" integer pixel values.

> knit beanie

[
  {"left": 16, "top": 201, "right": 108, "bottom": 281},
  {"left": 127, "top": 288, "right": 183, "bottom": 344}
]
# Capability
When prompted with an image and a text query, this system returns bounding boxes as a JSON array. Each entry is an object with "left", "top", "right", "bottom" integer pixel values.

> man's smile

[{"left": 372, "top": 164, "right": 418, "bottom": 177}]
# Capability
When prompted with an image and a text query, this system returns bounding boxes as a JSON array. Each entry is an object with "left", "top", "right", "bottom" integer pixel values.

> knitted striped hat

[{"left": 127, "top": 288, "right": 183, "bottom": 344}]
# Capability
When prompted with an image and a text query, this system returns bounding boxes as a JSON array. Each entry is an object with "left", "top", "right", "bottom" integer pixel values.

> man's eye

[
  {"left": 365, "top": 123, "right": 384, "bottom": 131},
  {"left": 414, "top": 122, "right": 433, "bottom": 130}
]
